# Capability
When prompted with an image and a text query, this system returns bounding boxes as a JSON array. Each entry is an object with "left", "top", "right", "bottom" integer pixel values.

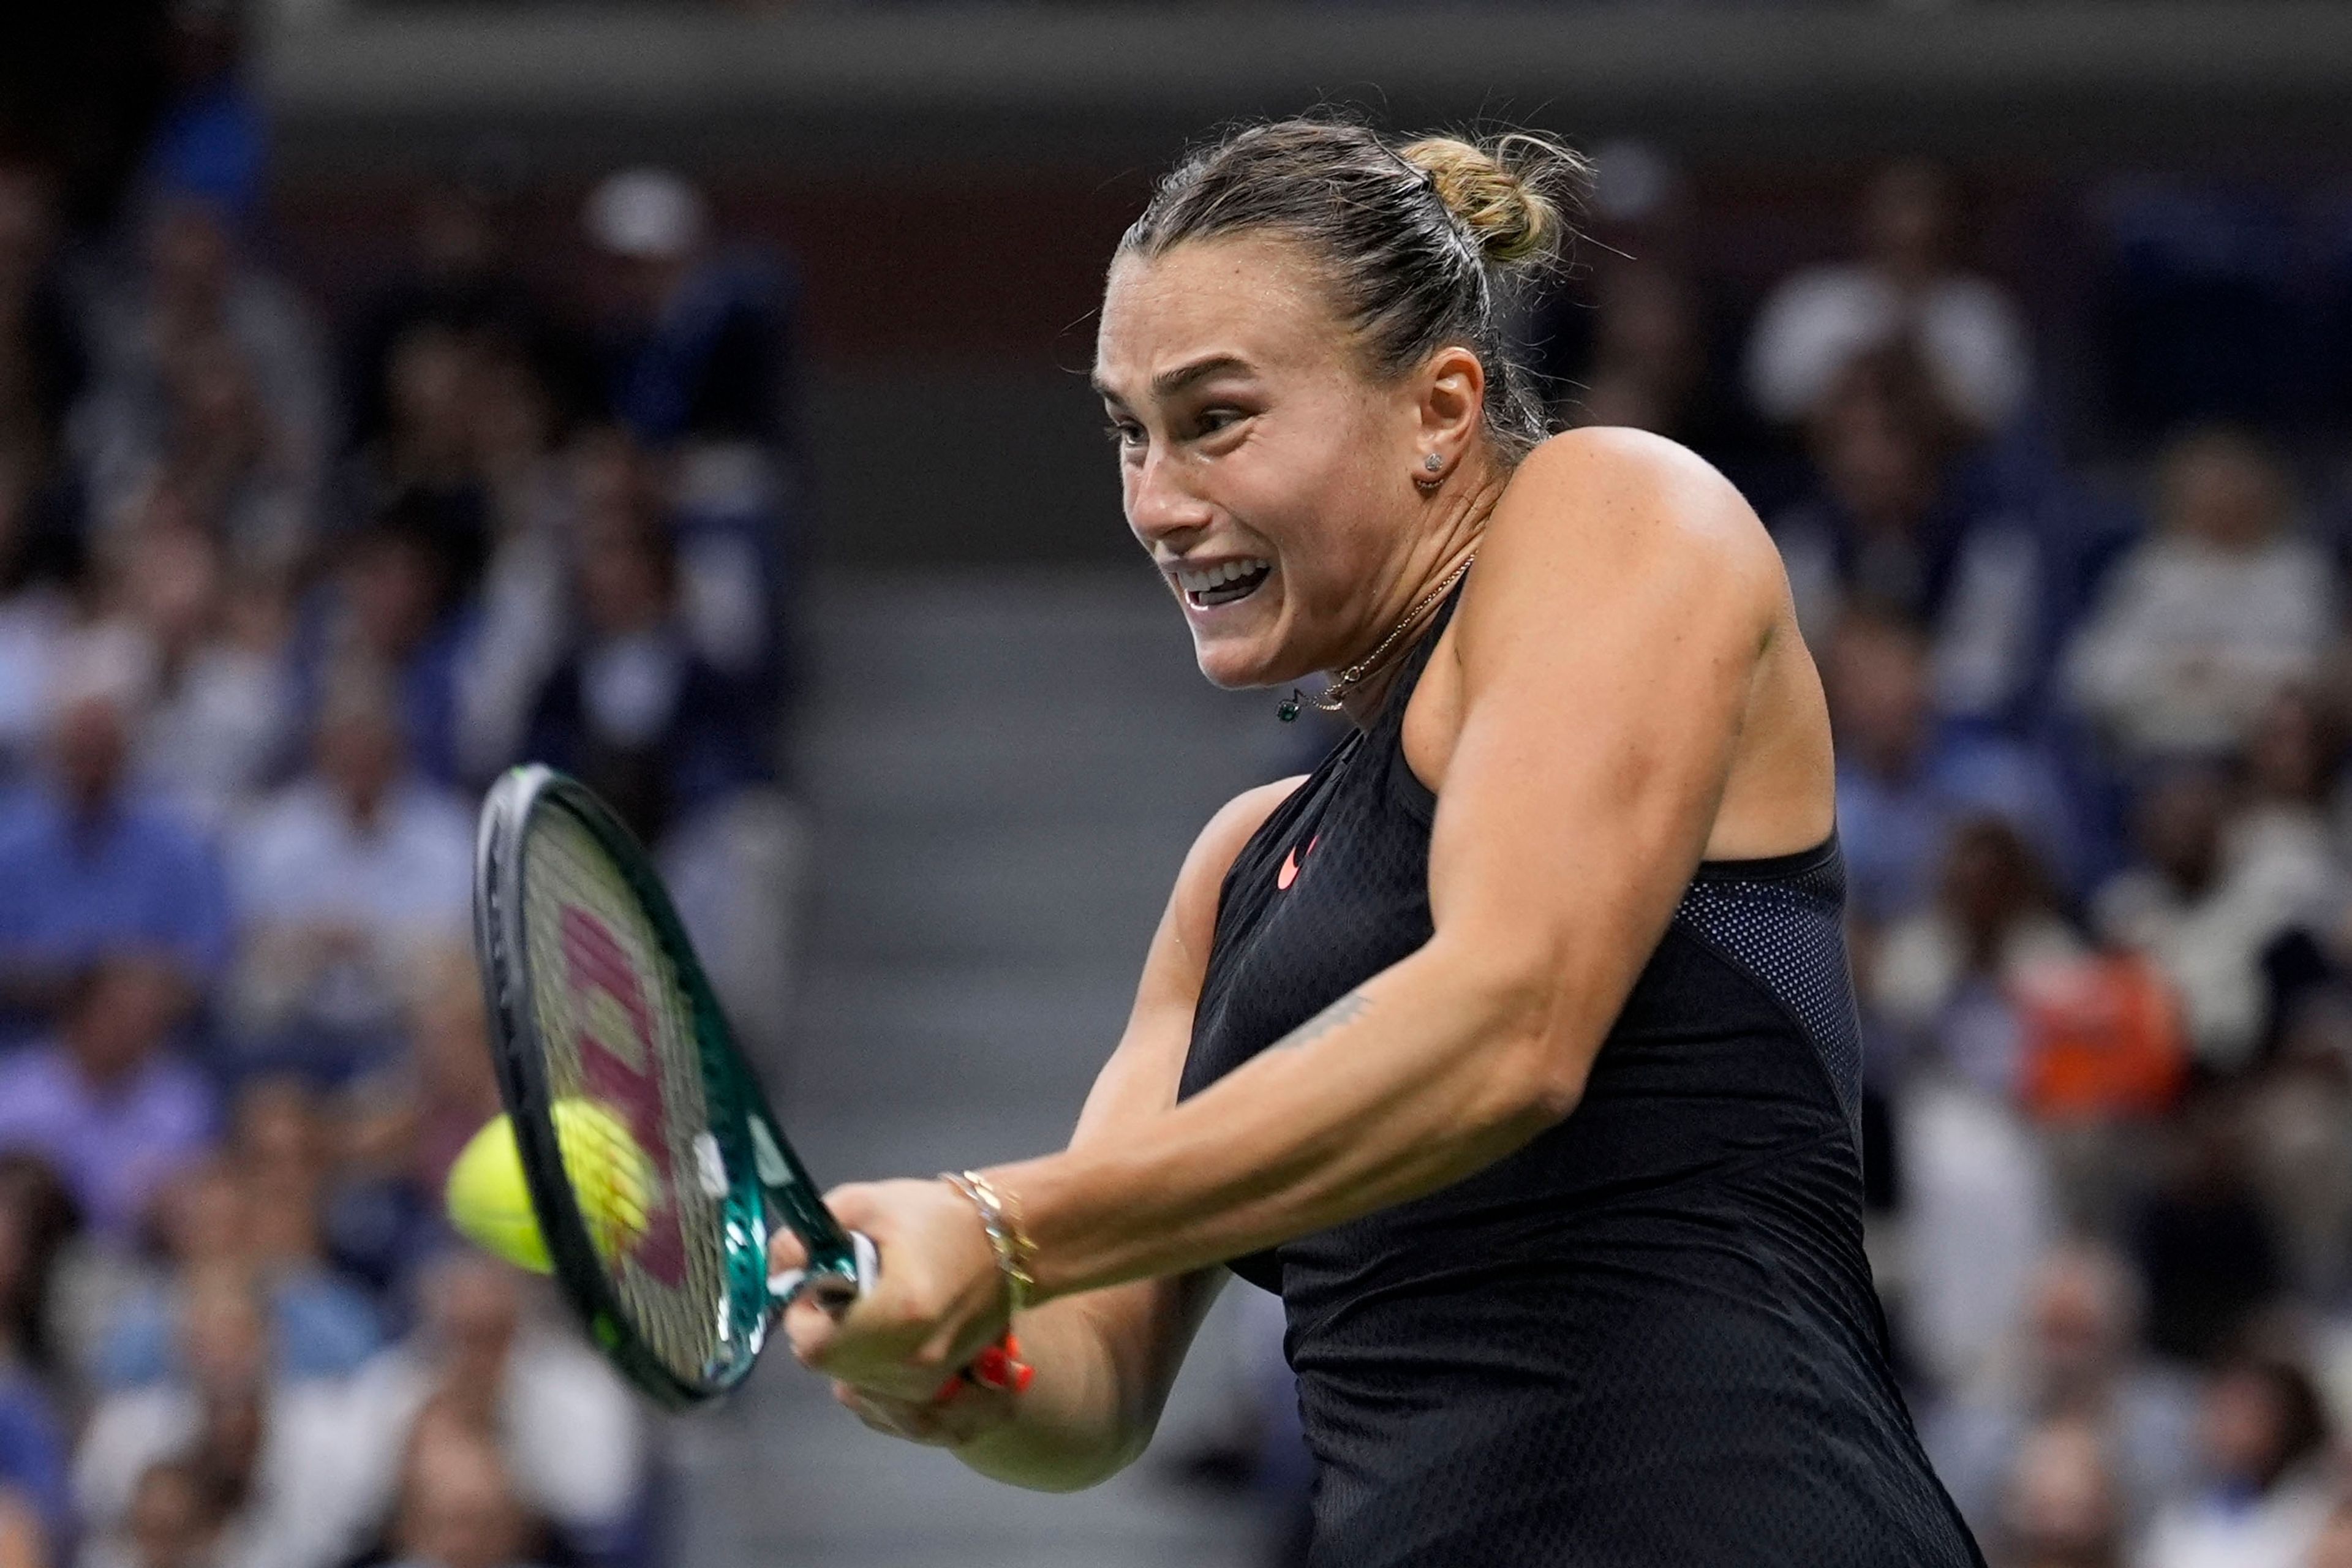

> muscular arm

[
  {"left": 997, "top": 430, "right": 1810, "bottom": 1297},
  {"left": 919, "top": 778, "right": 1302, "bottom": 1491}
]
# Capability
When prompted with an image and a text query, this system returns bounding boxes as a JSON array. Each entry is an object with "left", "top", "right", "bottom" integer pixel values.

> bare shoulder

[
  {"left": 1180, "top": 777, "right": 1306, "bottom": 902},
  {"left": 1489, "top": 427, "right": 1784, "bottom": 608},
  {"left": 1156, "top": 774, "right": 1306, "bottom": 994}
]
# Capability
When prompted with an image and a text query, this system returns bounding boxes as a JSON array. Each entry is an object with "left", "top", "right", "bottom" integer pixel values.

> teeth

[{"left": 1174, "top": 558, "right": 1270, "bottom": 594}]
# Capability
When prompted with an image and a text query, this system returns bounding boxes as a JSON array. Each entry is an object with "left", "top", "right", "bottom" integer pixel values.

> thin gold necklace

[{"left": 1277, "top": 552, "right": 1474, "bottom": 723}]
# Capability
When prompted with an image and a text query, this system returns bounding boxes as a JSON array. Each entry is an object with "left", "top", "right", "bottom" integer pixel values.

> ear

[{"left": 1413, "top": 344, "right": 1487, "bottom": 475}]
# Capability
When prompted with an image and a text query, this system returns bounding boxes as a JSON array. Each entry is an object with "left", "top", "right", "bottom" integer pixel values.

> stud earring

[
  {"left": 1423, "top": 453, "right": 1443, "bottom": 472},
  {"left": 1415, "top": 453, "right": 1444, "bottom": 493}
]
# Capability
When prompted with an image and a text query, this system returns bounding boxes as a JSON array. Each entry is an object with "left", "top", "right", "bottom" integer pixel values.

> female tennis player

[{"left": 774, "top": 118, "right": 1985, "bottom": 1566}]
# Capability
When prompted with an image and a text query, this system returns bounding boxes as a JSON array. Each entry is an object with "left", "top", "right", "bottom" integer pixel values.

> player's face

[{"left": 1095, "top": 235, "right": 1427, "bottom": 690}]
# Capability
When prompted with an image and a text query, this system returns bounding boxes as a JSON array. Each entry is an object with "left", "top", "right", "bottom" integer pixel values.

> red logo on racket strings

[
  {"left": 1277, "top": 835, "right": 1319, "bottom": 891},
  {"left": 560, "top": 906, "right": 691, "bottom": 1287}
]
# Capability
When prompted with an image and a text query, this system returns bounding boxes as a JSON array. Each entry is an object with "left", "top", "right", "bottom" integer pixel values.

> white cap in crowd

[{"left": 584, "top": 168, "right": 706, "bottom": 262}]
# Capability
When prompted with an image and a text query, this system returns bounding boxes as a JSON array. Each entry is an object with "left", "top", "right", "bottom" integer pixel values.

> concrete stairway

[{"left": 671, "top": 568, "right": 1305, "bottom": 1567}]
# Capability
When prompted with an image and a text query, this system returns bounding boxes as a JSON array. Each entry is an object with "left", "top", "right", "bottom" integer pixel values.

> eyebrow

[{"left": 1092, "top": 353, "right": 1254, "bottom": 404}]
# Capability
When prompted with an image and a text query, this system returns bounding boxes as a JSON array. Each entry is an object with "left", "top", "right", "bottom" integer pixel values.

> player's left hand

[
  {"left": 772, "top": 1177, "right": 1011, "bottom": 1404},
  {"left": 828, "top": 1375, "right": 1020, "bottom": 1449}
]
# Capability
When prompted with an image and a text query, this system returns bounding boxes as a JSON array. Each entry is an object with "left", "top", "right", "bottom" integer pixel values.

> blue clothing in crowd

[
  {"left": 0, "top": 1046, "right": 217, "bottom": 1243},
  {"left": 92, "top": 1275, "right": 383, "bottom": 1390},
  {"left": 1837, "top": 720, "right": 2085, "bottom": 924},
  {"left": 0, "top": 1368, "right": 68, "bottom": 1551},
  {"left": 0, "top": 793, "right": 232, "bottom": 983}
]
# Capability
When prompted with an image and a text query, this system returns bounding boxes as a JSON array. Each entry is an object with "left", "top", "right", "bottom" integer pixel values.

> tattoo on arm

[{"left": 1272, "top": 991, "right": 1371, "bottom": 1052}]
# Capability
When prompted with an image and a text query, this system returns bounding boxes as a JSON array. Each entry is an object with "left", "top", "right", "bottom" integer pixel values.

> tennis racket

[{"left": 471, "top": 764, "right": 1017, "bottom": 1408}]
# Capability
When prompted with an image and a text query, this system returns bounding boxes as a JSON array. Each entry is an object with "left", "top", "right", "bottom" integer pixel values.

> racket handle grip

[
  {"left": 766, "top": 1230, "right": 878, "bottom": 1311},
  {"left": 772, "top": 1232, "right": 1033, "bottom": 1400}
]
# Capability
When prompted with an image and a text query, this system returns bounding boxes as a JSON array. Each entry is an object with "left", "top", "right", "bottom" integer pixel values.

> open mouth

[{"left": 1175, "top": 557, "right": 1272, "bottom": 609}]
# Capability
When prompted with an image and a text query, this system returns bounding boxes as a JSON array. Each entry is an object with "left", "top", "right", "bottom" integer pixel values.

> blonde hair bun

[{"left": 1399, "top": 132, "right": 1591, "bottom": 268}]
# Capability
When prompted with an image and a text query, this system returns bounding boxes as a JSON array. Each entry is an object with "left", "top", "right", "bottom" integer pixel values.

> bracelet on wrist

[{"left": 941, "top": 1169, "right": 1037, "bottom": 1314}]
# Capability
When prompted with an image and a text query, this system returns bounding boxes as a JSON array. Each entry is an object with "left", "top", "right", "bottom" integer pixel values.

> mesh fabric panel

[{"left": 1672, "top": 852, "right": 1863, "bottom": 1136}]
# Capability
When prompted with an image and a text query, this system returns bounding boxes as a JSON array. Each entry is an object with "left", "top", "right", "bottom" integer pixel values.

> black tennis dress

[{"left": 1180, "top": 587, "right": 1984, "bottom": 1567}]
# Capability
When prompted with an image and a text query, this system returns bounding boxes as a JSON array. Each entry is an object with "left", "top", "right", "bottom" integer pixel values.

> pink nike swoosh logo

[{"left": 1276, "top": 835, "right": 1318, "bottom": 891}]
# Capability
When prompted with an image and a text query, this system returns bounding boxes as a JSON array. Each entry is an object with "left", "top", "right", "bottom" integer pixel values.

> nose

[{"left": 1125, "top": 447, "right": 1215, "bottom": 552}]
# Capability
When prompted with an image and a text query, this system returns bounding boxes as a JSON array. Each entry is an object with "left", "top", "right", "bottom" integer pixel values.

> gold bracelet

[{"left": 940, "top": 1170, "right": 1037, "bottom": 1313}]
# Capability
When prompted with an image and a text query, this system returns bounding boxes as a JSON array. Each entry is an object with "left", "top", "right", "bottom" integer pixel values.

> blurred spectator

[
  {"left": 1746, "top": 162, "right": 2032, "bottom": 435},
  {"left": 522, "top": 484, "right": 767, "bottom": 848},
  {"left": 1926, "top": 1243, "right": 2196, "bottom": 1540},
  {"left": 2309, "top": 1501, "right": 2352, "bottom": 1568},
  {"left": 0, "top": 164, "right": 87, "bottom": 486},
  {"left": 343, "top": 156, "right": 587, "bottom": 458},
  {"left": 1828, "top": 607, "right": 2081, "bottom": 924},
  {"left": 2142, "top": 1352, "right": 2334, "bottom": 1568},
  {"left": 1878, "top": 823, "right": 2076, "bottom": 1391},
  {"left": 0, "top": 1487, "right": 40, "bottom": 1568},
  {"left": 2241, "top": 995, "right": 2352, "bottom": 1300},
  {"left": 2132, "top": 1102, "right": 2286, "bottom": 1364},
  {"left": 380, "top": 1415, "right": 550, "bottom": 1568},
  {"left": 335, "top": 947, "right": 503, "bottom": 1293},
  {"left": 0, "top": 687, "right": 230, "bottom": 1030},
  {"left": 346, "top": 1253, "right": 645, "bottom": 1559},
  {"left": 0, "top": 164, "right": 88, "bottom": 780},
  {"left": 342, "top": 322, "right": 492, "bottom": 608},
  {"left": 1774, "top": 350, "right": 2046, "bottom": 725},
  {"left": 0, "top": 1494, "right": 37, "bottom": 1568},
  {"left": 137, "top": 333, "right": 309, "bottom": 576},
  {"left": 0, "top": 1159, "right": 73, "bottom": 1553},
  {"left": 1897, "top": 1071, "right": 2059, "bottom": 1404},
  {"left": 1874, "top": 818, "right": 2084, "bottom": 1097},
  {"left": 0, "top": 458, "right": 80, "bottom": 786},
  {"left": 83, "top": 497, "right": 293, "bottom": 832},
  {"left": 520, "top": 477, "right": 799, "bottom": 1047},
  {"left": 91, "top": 1158, "right": 355, "bottom": 1389},
  {"left": 1533, "top": 141, "right": 1771, "bottom": 494},
  {"left": 76, "top": 197, "right": 326, "bottom": 574},
  {"left": 0, "top": 957, "right": 213, "bottom": 1245},
  {"left": 450, "top": 340, "right": 574, "bottom": 786},
  {"left": 1562, "top": 263, "right": 1760, "bottom": 462},
  {"left": 225, "top": 672, "right": 470, "bottom": 1072},
  {"left": 141, "top": 0, "right": 267, "bottom": 219},
  {"left": 94, "top": 1084, "right": 381, "bottom": 1390},
  {"left": 2093, "top": 764, "right": 2342, "bottom": 1077},
  {"left": 2066, "top": 428, "right": 2334, "bottom": 764},
  {"left": 77, "top": 1457, "right": 224, "bottom": 1568},
  {"left": 1989, "top": 1415, "right": 2125, "bottom": 1568},
  {"left": 73, "top": 1268, "right": 372, "bottom": 1568},
  {"left": 292, "top": 509, "right": 473, "bottom": 787},
  {"left": 669, "top": 437, "right": 790, "bottom": 704},
  {"left": 584, "top": 168, "right": 796, "bottom": 453}
]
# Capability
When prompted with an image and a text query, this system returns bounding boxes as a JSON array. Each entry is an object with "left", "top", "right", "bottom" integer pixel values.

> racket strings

[{"left": 520, "top": 808, "right": 739, "bottom": 1386}]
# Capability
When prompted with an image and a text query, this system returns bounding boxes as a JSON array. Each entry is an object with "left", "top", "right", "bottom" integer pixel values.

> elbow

[
  {"left": 1504, "top": 1033, "right": 1588, "bottom": 1128},
  {"left": 1455, "top": 944, "right": 1589, "bottom": 1129}
]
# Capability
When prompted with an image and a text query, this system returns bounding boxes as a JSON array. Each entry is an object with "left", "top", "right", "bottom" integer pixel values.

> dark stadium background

[{"left": 4, "top": 4, "right": 2352, "bottom": 1567}]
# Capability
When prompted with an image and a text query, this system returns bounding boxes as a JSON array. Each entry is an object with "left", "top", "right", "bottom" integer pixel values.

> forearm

[
  {"left": 951, "top": 1280, "right": 1202, "bottom": 1491},
  {"left": 999, "top": 937, "right": 1580, "bottom": 1300}
]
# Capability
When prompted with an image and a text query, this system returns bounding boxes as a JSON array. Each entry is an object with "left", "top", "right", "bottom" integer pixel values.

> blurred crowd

[
  {"left": 0, "top": 11, "right": 805, "bottom": 1567},
  {"left": 1520, "top": 149, "right": 2352, "bottom": 1568},
  {"left": 9, "top": 9, "right": 2352, "bottom": 1568}
]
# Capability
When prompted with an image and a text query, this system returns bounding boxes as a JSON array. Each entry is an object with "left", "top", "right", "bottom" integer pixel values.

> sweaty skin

[{"left": 776, "top": 235, "right": 1834, "bottom": 1492}]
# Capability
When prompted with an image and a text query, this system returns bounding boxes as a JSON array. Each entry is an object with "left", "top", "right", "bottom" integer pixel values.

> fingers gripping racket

[{"left": 472, "top": 765, "right": 1015, "bottom": 1408}]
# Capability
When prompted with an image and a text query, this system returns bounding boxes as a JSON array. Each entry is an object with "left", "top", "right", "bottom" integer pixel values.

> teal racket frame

[{"left": 472, "top": 764, "right": 865, "bottom": 1408}]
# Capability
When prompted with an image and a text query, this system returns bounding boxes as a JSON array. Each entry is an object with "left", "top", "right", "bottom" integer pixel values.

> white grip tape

[{"left": 766, "top": 1230, "right": 880, "bottom": 1310}]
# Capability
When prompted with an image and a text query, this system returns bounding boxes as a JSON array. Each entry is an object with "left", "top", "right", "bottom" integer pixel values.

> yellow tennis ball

[{"left": 447, "top": 1101, "right": 657, "bottom": 1274}]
